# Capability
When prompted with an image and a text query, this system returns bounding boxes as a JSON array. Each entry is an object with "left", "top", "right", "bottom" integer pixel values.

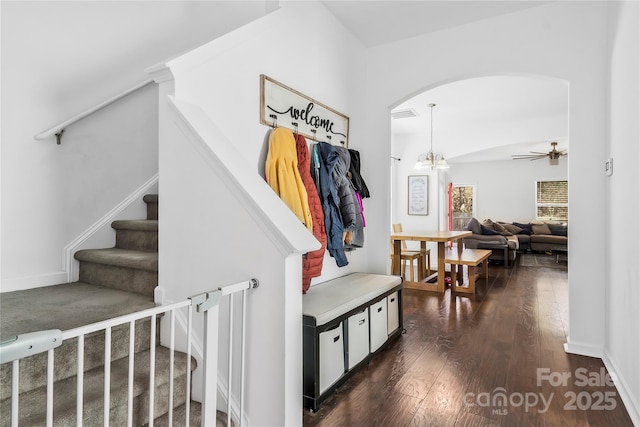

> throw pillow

[
  {"left": 548, "top": 223, "right": 568, "bottom": 236},
  {"left": 491, "top": 222, "right": 512, "bottom": 236},
  {"left": 465, "top": 217, "right": 482, "bottom": 234},
  {"left": 502, "top": 223, "right": 523, "bottom": 234},
  {"left": 513, "top": 222, "right": 532, "bottom": 235},
  {"left": 481, "top": 224, "right": 501, "bottom": 235},
  {"left": 532, "top": 223, "right": 552, "bottom": 235}
]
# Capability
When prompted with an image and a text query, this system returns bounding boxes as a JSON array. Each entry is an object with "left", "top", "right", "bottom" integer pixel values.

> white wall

[
  {"left": 605, "top": 1, "right": 640, "bottom": 424},
  {"left": 358, "top": 0, "right": 609, "bottom": 360},
  {"left": 445, "top": 158, "right": 568, "bottom": 223},
  {"left": 1, "top": 1, "right": 271, "bottom": 290},
  {"left": 151, "top": 3, "right": 365, "bottom": 425},
  {"left": 167, "top": 1, "right": 368, "bottom": 287}
]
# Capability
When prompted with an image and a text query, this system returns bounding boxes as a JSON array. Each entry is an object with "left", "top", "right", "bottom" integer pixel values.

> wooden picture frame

[{"left": 408, "top": 175, "right": 429, "bottom": 215}]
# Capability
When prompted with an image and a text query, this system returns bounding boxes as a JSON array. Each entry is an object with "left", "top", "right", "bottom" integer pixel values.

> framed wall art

[{"left": 408, "top": 175, "right": 429, "bottom": 215}]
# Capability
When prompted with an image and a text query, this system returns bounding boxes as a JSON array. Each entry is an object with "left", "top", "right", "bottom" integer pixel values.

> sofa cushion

[
  {"left": 513, "top": 222, "right": 532, "bottom": 235},
  {"left": 481, "top": 224, "right": 501, "bottom": 235},
  {"left": 463, "top": 234, "right": 508, "bottom": 248},
  {"left": 548, "top": 223, "right": 568, "bottom": 236},
  {"left": 530, "top": 234, "right": 567, "bottom": 245},
  {"left": 502, "top": 223, "right": 523, "bottom": 234},
  {"left": 465, "top": 217, "right": 482, "bottom": 234},
  {"left": 532, "top": 223, "right": 552, "bottom": 235},
  {"left": 492, "top": 222, "right": 512, "bottom": 236}
]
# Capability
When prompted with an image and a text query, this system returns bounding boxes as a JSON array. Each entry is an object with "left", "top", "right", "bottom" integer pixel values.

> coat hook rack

[
  {"left": 269, "top": 114, "right": 278, "bottom": 128},
  {"left": 292, "top": 122, "right": 299, "bottom": 135},
  {"left": 310, "top": 129, "right": 317, "bottom": 141}
]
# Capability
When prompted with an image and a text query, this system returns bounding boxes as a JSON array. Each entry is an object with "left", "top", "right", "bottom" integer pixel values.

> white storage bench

[{"left": 302, "top": 272, "right": 403, "bottom": 411}]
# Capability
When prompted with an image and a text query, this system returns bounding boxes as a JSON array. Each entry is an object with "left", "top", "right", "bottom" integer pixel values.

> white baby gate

[{"left": 0, "top": 278, "right": 258, "bottom": 427}]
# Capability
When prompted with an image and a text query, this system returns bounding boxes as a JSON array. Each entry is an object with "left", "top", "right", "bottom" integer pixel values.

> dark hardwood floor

[{"left": 303, "top": 255, "right": 635, "bottom": 427}]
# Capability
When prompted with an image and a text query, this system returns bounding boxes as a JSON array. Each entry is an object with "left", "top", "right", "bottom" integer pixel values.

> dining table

[{"left": 390, "top": 230, "right": 472, "bottom": 293}]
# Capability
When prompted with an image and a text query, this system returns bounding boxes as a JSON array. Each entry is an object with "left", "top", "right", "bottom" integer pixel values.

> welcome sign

[{"left": 260, "top": 74, "right": 350, "bottom": 147}]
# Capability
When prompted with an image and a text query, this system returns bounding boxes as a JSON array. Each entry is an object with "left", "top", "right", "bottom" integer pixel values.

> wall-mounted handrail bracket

[{"left": 55, "top": 129, "right": 65, "bottom": 145}]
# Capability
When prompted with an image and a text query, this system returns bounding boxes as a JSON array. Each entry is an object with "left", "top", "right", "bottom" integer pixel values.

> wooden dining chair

[{"left": 390, "top": 223, "right": 431, "bottom": 280}]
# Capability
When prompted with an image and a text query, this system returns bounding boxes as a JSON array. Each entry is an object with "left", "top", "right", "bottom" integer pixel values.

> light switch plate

[{"left": 605, "top": 158, "right": 613, "bottom": 176}]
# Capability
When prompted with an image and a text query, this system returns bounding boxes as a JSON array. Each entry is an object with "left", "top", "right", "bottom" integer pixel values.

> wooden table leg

[
  {"left": 392, "top": 240, "right": 402, "bottom": 276},
  {"left": 450, "top": 263, "right": 457, "bottom": 289},
  {"left": 437, "top": 241, "right": 445, "bottom": 293},
  {"left": 420, "top": 241, "right": 428, "bottom": 279}
]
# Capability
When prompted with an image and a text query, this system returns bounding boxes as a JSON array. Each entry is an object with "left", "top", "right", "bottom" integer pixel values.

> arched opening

[{"left": 390, "top": 75, "right": 569, "bottom": 268}]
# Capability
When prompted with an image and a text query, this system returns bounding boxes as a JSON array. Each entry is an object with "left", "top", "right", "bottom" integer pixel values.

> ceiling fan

[{"left": 512, "top": 141, "right": 567, "bottom": 165}]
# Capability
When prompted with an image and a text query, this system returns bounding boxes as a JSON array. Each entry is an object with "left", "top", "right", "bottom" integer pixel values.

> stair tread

[
  {"left": 75, "top": 248, "right": 158, "bottom": 271},
  {"left": 0, "top": 346, "right": 196, "bottom": 425},
  {"left": 112, "top": 219, "right": 158, "bottom": 231},
  {"left": 0, "top": 282, "right": 156, "bottom": 341}
]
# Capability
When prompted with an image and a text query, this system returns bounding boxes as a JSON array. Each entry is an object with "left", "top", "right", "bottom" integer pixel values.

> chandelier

[{"left": 414, "top": 103, "right": 449, "bottom": 170}]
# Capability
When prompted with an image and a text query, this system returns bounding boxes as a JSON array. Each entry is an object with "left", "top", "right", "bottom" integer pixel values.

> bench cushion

[{"left": 303, "top": 273, "right": 402, "bottom": 326}]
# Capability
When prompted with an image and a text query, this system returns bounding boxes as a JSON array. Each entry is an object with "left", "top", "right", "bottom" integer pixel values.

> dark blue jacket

[{"left": 314, "top": 142, "right": 348, "bottom": 267}]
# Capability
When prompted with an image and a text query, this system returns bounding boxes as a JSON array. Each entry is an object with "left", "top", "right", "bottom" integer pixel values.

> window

[
  {"left": 536, "top": 180, "right": 568, "bottom": 220},
  {"left": 450, "top": 184, "right": 476, "bottom": 230}
]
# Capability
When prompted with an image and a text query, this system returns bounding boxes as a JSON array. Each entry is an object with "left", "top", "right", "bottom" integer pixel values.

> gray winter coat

[{"left": 332, "top": 146, "right": 358, "bottom": 230}]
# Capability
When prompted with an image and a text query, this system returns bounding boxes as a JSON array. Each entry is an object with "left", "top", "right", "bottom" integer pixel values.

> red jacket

[{"left": 295, "top": 134, "right": 327, "bottom": 293}]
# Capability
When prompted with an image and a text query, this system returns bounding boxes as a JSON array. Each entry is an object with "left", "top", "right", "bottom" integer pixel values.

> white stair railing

[{"left": 0, "top": 278, "right": 258, "bottom": 427}]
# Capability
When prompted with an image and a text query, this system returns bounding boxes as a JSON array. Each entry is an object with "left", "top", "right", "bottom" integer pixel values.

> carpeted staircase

[{"left": 0, "top": 194, "right": 224, "bottom": 426}]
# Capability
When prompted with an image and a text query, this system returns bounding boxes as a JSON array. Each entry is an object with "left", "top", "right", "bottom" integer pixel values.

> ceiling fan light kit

[{"left": 512, "top": 141, "right": 567, "bottom": 166}]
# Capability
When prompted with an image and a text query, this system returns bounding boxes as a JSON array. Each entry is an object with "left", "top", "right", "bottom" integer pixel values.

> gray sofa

[{"left": 462, "top": 218, "right": 568, "bottom": 264}]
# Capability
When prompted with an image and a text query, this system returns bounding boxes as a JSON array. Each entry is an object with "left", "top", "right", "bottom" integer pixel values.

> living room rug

[{"left": 519, "top": 253, "right": 567, "bottom": 269}]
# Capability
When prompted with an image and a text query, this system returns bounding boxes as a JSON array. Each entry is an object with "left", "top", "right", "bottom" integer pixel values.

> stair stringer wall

[
  {"left": 63, "top": 174, "right": 159, "bottom": 283},
  {"left": 155, "top": 91, "right": 319, "bottom": 427}
]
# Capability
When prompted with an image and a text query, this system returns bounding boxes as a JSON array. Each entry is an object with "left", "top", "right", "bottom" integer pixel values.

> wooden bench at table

[{"left": 445, "top": 248, "right": 492, "bottom": 294}]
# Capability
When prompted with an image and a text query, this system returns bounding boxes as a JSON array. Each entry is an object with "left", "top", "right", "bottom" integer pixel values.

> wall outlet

[{"left": 605, "top": 158, "right": 613, "bottom": 176}]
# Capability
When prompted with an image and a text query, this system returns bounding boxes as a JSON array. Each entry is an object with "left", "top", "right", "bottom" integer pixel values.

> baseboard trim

[
  {"left": 1, "top": 271, "right": 68, "bottom": 293},
  {"left": 602, "top": 351, "right": 640, "bottom": 426},
  {"left": 563, "top": 340, "right": 604, "bottom": 358},
  {"left": 63, "top": 173, "right": 159, "bottom": 282}
]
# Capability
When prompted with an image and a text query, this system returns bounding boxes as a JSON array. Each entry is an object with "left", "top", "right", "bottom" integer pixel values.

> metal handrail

[{"left": 34, "top": 79, "right": 155, "bottom": 144}]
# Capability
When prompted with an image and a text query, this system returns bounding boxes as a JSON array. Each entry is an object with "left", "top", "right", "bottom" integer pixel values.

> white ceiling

[
  {"left": 392, "top": 76, "right": 569, "bottom": 163},
  {"left": 321, "top": 1, "right": 553, "bottom": 48},
  {"left": 321, "top": 0, "right": 568, "bottom": 163}
]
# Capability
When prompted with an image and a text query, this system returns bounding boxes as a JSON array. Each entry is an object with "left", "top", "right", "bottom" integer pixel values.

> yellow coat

[{"left": 265, "top": 128, "right": 313, "bottom": 232}]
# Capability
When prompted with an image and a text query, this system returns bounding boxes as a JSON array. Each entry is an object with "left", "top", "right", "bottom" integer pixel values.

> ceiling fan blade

[
  {"left": 529, "top": 151, "right": 549, "bottom": 155},
  {"left": 512, "top": 154, "right": 548, "bottom": 160}
]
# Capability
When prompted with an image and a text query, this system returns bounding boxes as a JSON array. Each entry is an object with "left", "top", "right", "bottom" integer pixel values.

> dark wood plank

[{"left": 303, "top": 258, "right": 635, "bottom": 427}]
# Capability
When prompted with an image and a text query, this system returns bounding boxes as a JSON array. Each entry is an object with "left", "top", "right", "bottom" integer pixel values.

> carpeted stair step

[
  {"left": 75, "top": 248, "right": 158, "bottom": 297},
  {"left": 0, "top": 346, "right": 196, "bottom": 426},
  {"left": 143, "top": 194, "right": 158, "bottom": 221},
  {"left": 0, "top": 282, "right": 158, "bottom": 399},
  {"left": 112, "top": 219, "right": 158, "bottom": 252}
]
